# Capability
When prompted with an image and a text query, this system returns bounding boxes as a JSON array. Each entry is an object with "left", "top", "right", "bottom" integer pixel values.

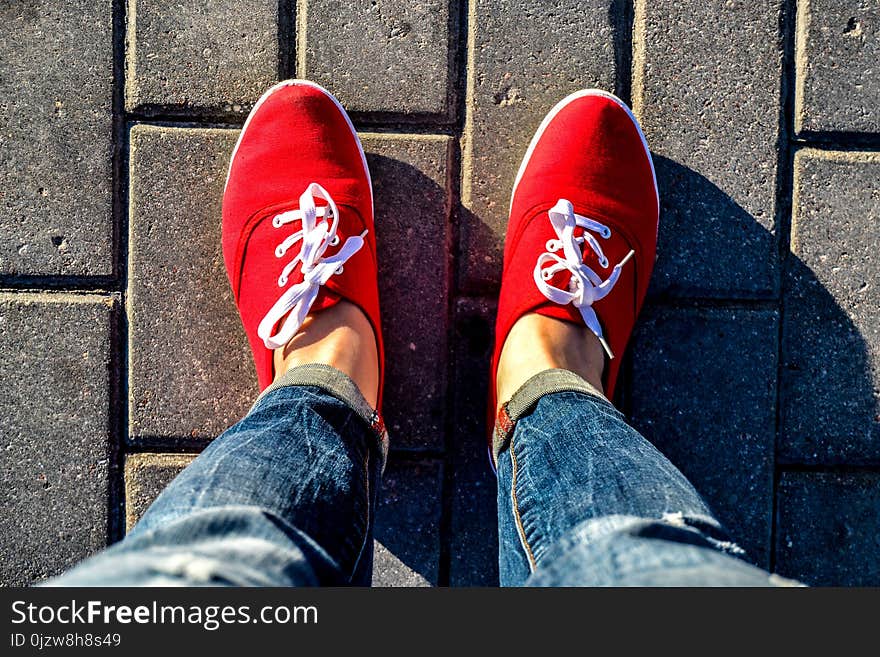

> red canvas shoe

[
  {"left": 222, "top": 80, "right": 384, "bottom": 407},
  {"left": 490, "top": 89, "right": 659, "bottom": 424}
]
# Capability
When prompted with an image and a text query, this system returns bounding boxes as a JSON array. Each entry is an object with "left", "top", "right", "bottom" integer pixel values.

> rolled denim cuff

[
  {"left": 253, "top": 363, "right": 390, "bottom": 472},
  {"left": 492, "top": 368, "right": 609, "bottom": 467}
]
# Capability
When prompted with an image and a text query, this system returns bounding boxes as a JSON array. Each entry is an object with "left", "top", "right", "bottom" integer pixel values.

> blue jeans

[{"left": 50, "top": 366, "right": 793, "bottom": 586}]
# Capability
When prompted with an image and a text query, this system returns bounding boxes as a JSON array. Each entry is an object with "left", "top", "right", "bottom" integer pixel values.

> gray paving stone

[
  {"left": 448, "top": 297, "right": 499, "bottom": 586},
  {"left": 0, "top": 2, "right": 113, "bottom": 276},
  {"left": 128, "top": 126, "right": 258, "bottom": 444},
  {"left": 301, "top": 0, "right": 451, "bottom": 116},
  {"left": 0, "top": 293, "right": 114, "bottom": 585},
  {"left": 125, "top": 0, "right": 279, "bottom": 113},
  {"left": 124, "top": 453, "right": 195, "bottom": 531},
  {"left": 130, "top": 129, "right": 449, "bottom": 448},
  {"left": 362, "top": 135, "right": 451, "bottom": 450},
  {"left": 781, "top": 150, "right": 880, "bottom": 465},
  {"left": 630, "top": 306, "right": 778, "bottom": 566},
  {"left": 776, "top": 471, "right": 880, "bottom": 586},
  {"left": 795, "top": 0, "right": 880, "bottom": 133},
  {"left": 460, "top": 0, "right": 619, "bottom": 291},
  {"left": 633, "top": 0, "right": 782, "bottom": 299},
  {"left": 372, "top": 459, "right": 443, "bottom": 586}
]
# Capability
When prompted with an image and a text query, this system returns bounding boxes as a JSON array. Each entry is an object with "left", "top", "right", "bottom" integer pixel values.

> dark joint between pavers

[
  {"left": 770, "top": 0, "right": 806, "bottom": 574},
  {"left": 107, "top": 292, "right": 128, "bottom": 545},
  {"left": 348, "top": 113, "right": 459, "bottom": 134},
  {"left": 792, "top": 131, "right": 880, "bottom": 150},
  {"left": 0, "top": 279, "right": 121, "bottom": 294},
  {"left": 627, "top": 297, "right": 782, "bottom": 312},
  {"left": 126, "top": 109, "right": 254, "bottom": 129},
  {"left": 125, "top": 106, "right": 460, "bottom": 136},
  {"left": 777, "top": 463, "right": 880, "bottom": 473},
  {"left": 125, "top": 115, "right": 460, "bottom": 138},
  {"left": 124, "top": 444, "right": 205, "bottom": 457},
  {"left": 449, "top": 0, "right": 470, "bottom": 137},
  {"left": 277, "top": 0, "right": 296, "bottom": 81},
  {"left": 126, "top": 435, "right": 215, "bottom": 452},
  {"left": 111, "top": 0, "right": 128, "bottom": 295},
  {"left": 612, "top": 0, "right": 635, "bottom": 106}
]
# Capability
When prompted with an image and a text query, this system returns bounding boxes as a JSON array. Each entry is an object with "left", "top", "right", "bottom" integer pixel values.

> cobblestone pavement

[{"left": 1, "top": 1, "right": 878, "bottom": 586}]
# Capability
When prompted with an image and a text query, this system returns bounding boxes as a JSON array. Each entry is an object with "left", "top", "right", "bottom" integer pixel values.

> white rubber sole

[
  {"left": 224, "top": 79, "right": 373, "bottom": 214},
  {"left": 509, "top": 89, "right": 658, "bottom": 216}
]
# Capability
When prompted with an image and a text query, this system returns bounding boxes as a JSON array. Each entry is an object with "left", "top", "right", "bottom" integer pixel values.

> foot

[
  {"left": 495, "top": 312, "right": 606, "bottom": 409},
  {"left": 273, "top": 300, "right": 379, "bottom": 407},
  {"left": 222, "top": 80, "right": 384, "bottom": 408},
  {"left": 492, "top": 89, "right": 659, "bottom": 419}
]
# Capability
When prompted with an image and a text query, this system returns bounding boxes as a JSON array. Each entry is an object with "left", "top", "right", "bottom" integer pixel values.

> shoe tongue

[
  {"left": 237, "top": 203, "right": 347, "bottom": 316},
  {"left": 237, "top": 200, "right": 334, "bottom": 283},
  {"left": 520, "top": 204, "right": 638, "bottom": 312},
  {"left": 520, "top": 204, "right": 632, "bottom": 268}
]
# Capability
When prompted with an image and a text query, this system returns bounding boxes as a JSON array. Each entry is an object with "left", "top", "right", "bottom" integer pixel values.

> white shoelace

[
  {"left": 533, "top": 199, "right": 634, "bottom": 359},
  {"left": 257, "top": 183, "right": 367, "bottom": 350}
]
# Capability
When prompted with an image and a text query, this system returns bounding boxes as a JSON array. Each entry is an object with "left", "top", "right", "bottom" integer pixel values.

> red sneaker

[
  {"left": 491, "top": 89, "right": 659, "bottom": 421},
  {"left": 222, "top": 80, "right": 383, "bottom": 406}
]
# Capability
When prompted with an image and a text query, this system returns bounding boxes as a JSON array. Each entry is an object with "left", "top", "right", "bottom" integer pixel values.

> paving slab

[
  {"left": 447, "top": 297, "right": 499, "bottom": 586},
  {"left": 129, "top": 128, "right": 450, "bottom": 449},
  {"left": 776, "top": 471, "right": 880, "bottom": 586},
  {"left": 795, "top": 0, "right": 880, "bottom": 134},
  {"left": 362, "top": 135, "right": 451, "bottom": 450},
  {"left": 460, "top": 0, "right": 619, "bottom": 292},
  {"left": 629, "top": 306, "right": 778, "bottom": 566},
  {"left": 128, "top": 126, "right": 258, "bottom": 444},
  {"left": 372, "top": 459, "right": 443, "bottom": 587},
  {"left": 0, "top": 1, "right": 113, "bottom": 276},
  {"left": 124, "top": 453, "right": 195, "bottom": 531},
  {"left": 0, "top": 293, "right": 114, "bottom": 586},
  {"left": 125, "top": 0, "right": 279, "bottom": 113},
  {"left": 781, "top": 150, "right": 880, "bottom": 465},
  {"left": 633, "top": 0, "right": 782, "bottom": 299},
  {"left": 300, "top": 0, "right": 452, "bottom": 116}
]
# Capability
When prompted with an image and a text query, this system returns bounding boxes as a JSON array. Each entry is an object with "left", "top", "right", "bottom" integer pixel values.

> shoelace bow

[
  {"left": 257, "top": 182, "right": 367, "bottom": 350},
  {"left": 533, "top": 198, "right": 634, "bottom": 359}
]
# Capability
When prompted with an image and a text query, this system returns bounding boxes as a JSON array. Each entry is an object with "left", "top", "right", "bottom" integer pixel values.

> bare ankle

[
  {"left": 496, "top": 312, "right": 604, "bottom": 410},
  {"left": 273, "top": 300, "right": 379, "bottom": 407}
]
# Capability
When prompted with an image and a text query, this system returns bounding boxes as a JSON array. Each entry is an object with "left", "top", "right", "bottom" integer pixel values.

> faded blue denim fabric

[
  {"left": 495, "top": 369, "right": 796, "bottom": 587},
  {"left": 50, "top": 365, "right": 385, "bottom": 587},
  {"left": 49, "top": 364, "right": 795, "bottom": 587}
]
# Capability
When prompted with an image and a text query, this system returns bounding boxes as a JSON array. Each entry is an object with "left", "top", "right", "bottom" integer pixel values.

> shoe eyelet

[
  {"left": 275, "top": 246, "right": 285, "bottom": 258},
  {"left": 272, "top": 216, "right": 283, "bottom": 228},
  {"left": 330, "top": 235, "right": 340, "bottom": 247},
  {"left": 545, "top": 239, "right": 560, "bottom": 252},
  {"left": 601, "top": 227, "right": 611, "bottom": 239},
  {"left": 278, "top": 276, "right": 287, "bottom": 287},
  {"left": 599, "top": 257, "right": 609, "bottom": 268},
  {"left": 335, "top": 265, "right": 344, "bottom": 276},
  {"left": 541, "top": 269, "right": 553, "bottom": 281}
]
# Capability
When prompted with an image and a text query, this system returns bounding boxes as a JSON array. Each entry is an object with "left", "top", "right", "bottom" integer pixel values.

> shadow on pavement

[{"left": 445, "top": 154, "right": 874, "bottom": 585}]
